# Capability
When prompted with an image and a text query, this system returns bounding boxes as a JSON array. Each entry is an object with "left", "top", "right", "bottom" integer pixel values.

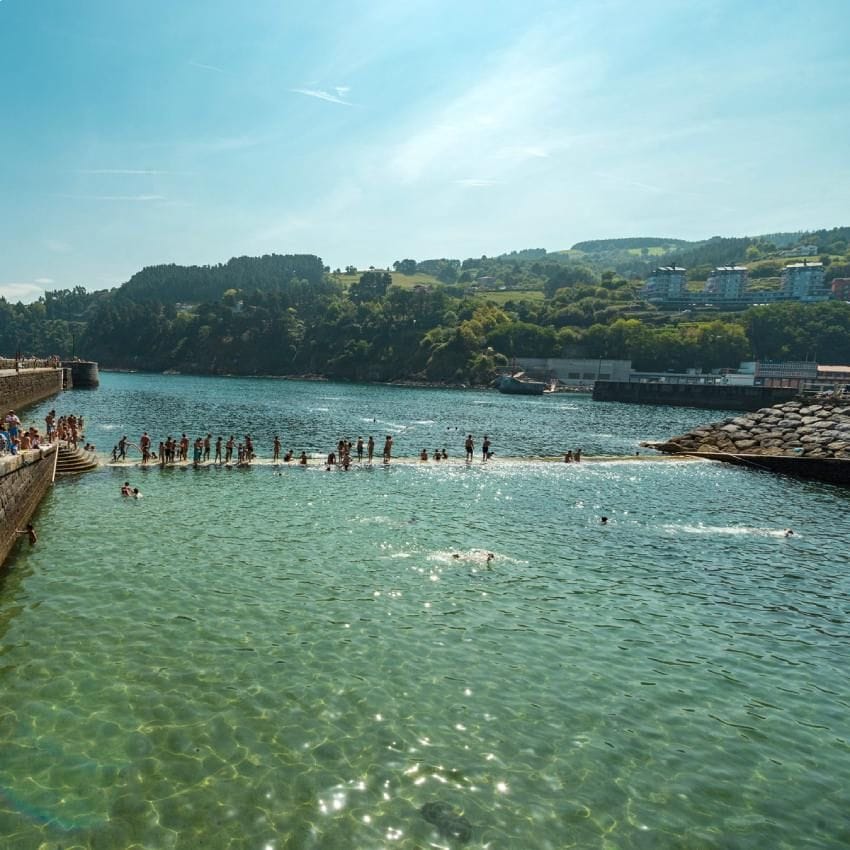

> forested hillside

[{"left": 3, "top": 231, "right": 850, "bottom": 384}]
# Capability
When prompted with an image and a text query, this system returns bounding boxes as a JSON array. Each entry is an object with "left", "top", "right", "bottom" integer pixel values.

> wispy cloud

[
  {"left": 0, "top": 282, "right": 48, "bottom": 304},
  {"left": 454, "top": 178, "right": 497, "bottom": 188},
  {"left": 188, "top": 60, "right": 226, "bottom": 74},
  {"left": 385, "top": 30, "right": 589, "bottom": 185},
  {"left": 291, "top": 87, "right": 353, "bottom": 106},
  {"left": 75, "top": 168, "right": 169, "bottom": 175},
  {"left": 44, "top": 239, "right": 71, "bottom": 253},
  {"left": 198, "top": 134, "right": 268, "bottom": 152},
  {"left": 58, "top": 194, "right": 167, "bottom": 202},
  {"left": 35, "top": 277, "right": 54, "bottom": 285}
]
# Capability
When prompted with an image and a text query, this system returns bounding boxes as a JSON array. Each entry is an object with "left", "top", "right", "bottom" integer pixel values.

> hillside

[{"left": 2, "top": 225, "right": 849, "bottom": 386}]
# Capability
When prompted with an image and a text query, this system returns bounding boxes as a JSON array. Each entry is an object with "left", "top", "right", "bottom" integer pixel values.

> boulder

[{"left": 734, "top": 439, "right": 758, "bottom": 450}]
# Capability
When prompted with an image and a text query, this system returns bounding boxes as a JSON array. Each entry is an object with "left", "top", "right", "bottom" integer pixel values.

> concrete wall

[
  {"left": 0, "top": 445, "right": 57, "bottom": 566},
  {"left": 0, "top": 368, "right": 64, "bottom": 412},
  {"left": 592, "top": 380, "right": 798, "bottom": 411}
]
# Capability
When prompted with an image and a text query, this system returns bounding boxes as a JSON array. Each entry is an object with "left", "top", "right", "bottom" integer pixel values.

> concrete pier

[
  {"left": 62, "top": 360, "right": 100, "bottom": 388},
  {"left": 593, "top": 380, "right": 798, "bottom": 411}
]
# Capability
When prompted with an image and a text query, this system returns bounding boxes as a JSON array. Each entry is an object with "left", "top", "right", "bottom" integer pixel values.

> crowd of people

[
  {"left": 0, "top": 409, "right": 93, "bottom": 457},
  {"left": 107, "top": 430, "right": 512, "bottom": 470}
]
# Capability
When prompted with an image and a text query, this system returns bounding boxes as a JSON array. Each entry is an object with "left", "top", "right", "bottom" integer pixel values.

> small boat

[{"left": 496, "top": 372, "right": 548, "bottom": 395}]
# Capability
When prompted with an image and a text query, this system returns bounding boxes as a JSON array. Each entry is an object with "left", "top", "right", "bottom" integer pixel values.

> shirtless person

[
  {"left": 367, "top": 436, "right": 375, "bottom": 463},
  {"left": 382, "top": 435, "right": 393, "bottom": 463},
  {"left": 16, "top": 523, "right": 37, "bottom": 545},
  {"left": 140, "top": 431, "right": 151, "bottom": 465},
  {"left": 273, "top": 435, "right": 281, "bottom": 462},
  {"left": 465, "top": 434, "right": 474, "bottom": 462}
]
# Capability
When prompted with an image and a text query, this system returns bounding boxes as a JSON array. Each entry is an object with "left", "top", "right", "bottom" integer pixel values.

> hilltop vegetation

[{"left": 2, "top": 223, "right": 850, "bottom": 385}]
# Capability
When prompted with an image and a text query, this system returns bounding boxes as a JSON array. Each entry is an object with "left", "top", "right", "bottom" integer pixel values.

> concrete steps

[{"left": 56, "top": 445, "right": 99, "bottom": 475}]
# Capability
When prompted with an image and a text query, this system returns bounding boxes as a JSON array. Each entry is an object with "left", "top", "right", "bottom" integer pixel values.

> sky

[{"left": 1, "top": 0, "right": 849, "bottom": 302}]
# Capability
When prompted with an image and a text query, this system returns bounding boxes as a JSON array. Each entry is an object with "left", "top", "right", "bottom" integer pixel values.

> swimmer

[
  {"left": 600, "top": 516, "right": 608, "bottom": 525},
  {"left": 784, "top": 528, "right": 794, "bottom": 537},
  {"left": 486, "top": 552, "right": 494, "bottom": 564},
  {"left": 132, "top": 488, "right": 142, "bottom": 499},
  {"left": 121, "top": 481, "right": 132, "bottom": 497}
]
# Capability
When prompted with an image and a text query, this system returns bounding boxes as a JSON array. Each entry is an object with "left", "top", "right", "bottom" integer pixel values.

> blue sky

[{"left": 1, "top": 0, "right": 848, "bottom": 302}]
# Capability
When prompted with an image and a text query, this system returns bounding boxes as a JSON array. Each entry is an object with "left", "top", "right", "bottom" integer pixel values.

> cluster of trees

[{"left": 3, "top": 246, "right": 850, "bottom": 385}]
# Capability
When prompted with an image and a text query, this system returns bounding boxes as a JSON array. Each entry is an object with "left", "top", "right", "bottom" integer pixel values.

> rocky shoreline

[{"left": 647, "top": 397, "right": 850, "bottom": 459}]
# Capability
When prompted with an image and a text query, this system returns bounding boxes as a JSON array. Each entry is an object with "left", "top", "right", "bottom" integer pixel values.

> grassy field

[
  {"left": 472, "top": 289, "right": 544, "bottom": 304},
  {"left": 329, "top": 270, "right": 443, "bottom": 290},
  {"left": 626, "top": 246, "right": 668, "bottom": 256},
  {"left": 328, "top": 271, "right": 545, "bottom": 303}
]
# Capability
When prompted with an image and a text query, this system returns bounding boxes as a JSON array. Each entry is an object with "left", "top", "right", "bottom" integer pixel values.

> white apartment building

[
  {"left": 704, "top": 265, "right": 748, "bottom": 299},
  {"left": 642, "top": 266, "right": 687, "bottom": 300},
  {"left": 781, "top": 261, "right": 827, "bottom": 300}
]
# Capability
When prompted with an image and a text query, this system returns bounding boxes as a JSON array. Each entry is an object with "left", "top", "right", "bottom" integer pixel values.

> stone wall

[
  {"left": 0, "top": 445, "right": 57, "bottom": 566},
  {"left": 62, "top": 360, "right": 100, "bottom": 388},
  {"left": 0, "top": 369, "right": 64, "bottom": 412}
]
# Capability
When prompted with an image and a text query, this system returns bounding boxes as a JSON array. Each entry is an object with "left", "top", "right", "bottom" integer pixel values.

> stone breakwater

[{"left": 650, "top": 398, "right": 850, "bottom": 459}]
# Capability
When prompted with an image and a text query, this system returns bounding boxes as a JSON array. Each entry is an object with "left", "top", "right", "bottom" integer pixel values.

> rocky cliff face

[{"left": 651, "top": 399, "right": 850, "bottom": 459}]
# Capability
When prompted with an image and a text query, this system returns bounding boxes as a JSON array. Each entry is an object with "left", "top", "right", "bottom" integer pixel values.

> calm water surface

[{"left": 1, "top": 374, "right": 848, "bottom": 849}]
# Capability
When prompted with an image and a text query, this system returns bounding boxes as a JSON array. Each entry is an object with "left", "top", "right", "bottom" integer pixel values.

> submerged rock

[{"left": 420, "top": 801, "right": 473, "bottom": 843}]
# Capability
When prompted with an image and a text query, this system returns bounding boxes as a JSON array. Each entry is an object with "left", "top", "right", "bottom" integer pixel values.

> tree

[
  {"left": 392, "top": 259, "right": 417, "bottom": 275},
  {"left": 349, "top": 271, "right": 391, "bottom": 303}
]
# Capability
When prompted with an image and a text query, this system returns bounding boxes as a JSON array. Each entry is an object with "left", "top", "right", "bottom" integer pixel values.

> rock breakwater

[{"left": 649, "top": 398, "right": 850, "bottom": 459}]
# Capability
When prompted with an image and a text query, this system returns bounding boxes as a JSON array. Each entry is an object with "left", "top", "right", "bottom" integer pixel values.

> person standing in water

[
  {"left": 382, "top": 435, "right": 393, "bottom": 463},
  {"left": 16, "top": 523, "right": 37, "bottom": 545},
  {"left": 367, "top": 436, "right": 375, "bottom": 463},
  {"left": 273, "top": 435, "right": 281, "bottom": 463},
  {"left": 465, "top": 434, "right": 474, "bottom": 462}
]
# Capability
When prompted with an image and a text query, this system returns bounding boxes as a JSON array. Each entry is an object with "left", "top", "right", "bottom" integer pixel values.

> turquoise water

[{"left": 1, "top": 374, "right": 848, "bottom": 849}]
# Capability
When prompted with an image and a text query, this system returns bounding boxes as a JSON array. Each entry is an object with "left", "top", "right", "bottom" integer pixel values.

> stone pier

[
  {"left": 0, "top": 445, "right": 58, "bottom": 565},
  {"left": 0, "top": 367, "right": 65, "bottom": 411}
]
